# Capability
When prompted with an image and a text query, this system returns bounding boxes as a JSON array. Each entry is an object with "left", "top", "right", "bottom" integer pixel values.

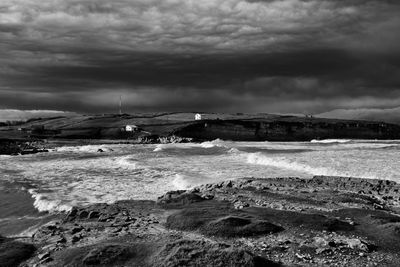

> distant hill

[
  {"left": 316, "top": 107, "right": 400, "bottom": 125},
  {"left": 2, "top": 112, "right": 400, "bottom": 141},
  {"left": 0, "top": 109, "right": 77, "bottom": 122}
]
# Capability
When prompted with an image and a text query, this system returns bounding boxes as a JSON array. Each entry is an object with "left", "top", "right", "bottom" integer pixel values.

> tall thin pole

[{"left": 119, "top": 95, "right": 122, "bottom": 115}]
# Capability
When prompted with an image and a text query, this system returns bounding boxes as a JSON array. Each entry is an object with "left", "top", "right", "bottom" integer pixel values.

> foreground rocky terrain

[{"left": 4, "top": 176, "right": 400, "bottom": 266}]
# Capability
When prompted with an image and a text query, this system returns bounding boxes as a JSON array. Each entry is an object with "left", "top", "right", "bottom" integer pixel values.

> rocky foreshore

[
  {"left": 4, "top": 176, "right": 400, "bottom": 267},
  {"left": 0, "top": 139, "right": 48, "bottom": 156}
]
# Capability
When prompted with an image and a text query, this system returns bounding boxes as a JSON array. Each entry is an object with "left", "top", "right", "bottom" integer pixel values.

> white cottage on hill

[{"left": 125, "top": 125, "right": 139, "bottom": 132}]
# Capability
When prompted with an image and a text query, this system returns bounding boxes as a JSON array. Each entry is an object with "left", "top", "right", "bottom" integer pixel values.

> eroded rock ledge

[{"left": 9, "top": 176, "right": 400, "bottom": 266}]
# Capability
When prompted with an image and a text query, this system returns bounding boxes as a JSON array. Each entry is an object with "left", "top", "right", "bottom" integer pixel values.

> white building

[
  {"left": 125, "top": 125, "right": 139, "bottom": 132},
  {"left": 195, "top": 113, "right": 202, "bottom": 120}
]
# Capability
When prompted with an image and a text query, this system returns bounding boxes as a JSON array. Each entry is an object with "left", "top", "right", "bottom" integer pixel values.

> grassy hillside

[{"left": 1, "top": 112, "right": 399, "bottom": 141}]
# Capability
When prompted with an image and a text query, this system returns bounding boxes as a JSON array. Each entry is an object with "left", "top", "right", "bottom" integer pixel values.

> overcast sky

[{"left": 1, "top": 0, "right": 399, "bottom": 114}]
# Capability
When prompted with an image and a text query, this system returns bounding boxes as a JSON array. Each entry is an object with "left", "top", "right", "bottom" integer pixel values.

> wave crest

[
  {"left": 172, "top": 174, "right": 193, "bottom": 190},
  {"left": 28, "top": 189, "right": 72, "bottom": 213},
  {"left": 246, "top": 152, "right": 338, "bottom": 176},
  {"left": 200, "top": 139, "right": 228, "bottom": 148},
  {"left": 153, "top": 144, "right": 165, "bottom": 152}
]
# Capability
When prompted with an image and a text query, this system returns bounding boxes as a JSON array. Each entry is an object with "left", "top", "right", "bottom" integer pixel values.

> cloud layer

[{"left": 1, "top": 0, "right": 400, "bottom": 113}]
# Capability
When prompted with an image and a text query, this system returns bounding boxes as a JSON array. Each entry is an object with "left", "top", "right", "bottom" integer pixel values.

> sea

[{"left": 1, "top": 139, "right": 400, "bottom": 236}]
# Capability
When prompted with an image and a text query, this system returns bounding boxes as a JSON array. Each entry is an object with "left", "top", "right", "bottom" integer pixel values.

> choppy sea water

[{"left": 1, "top": 139, "right": 400, "bottom": 217}]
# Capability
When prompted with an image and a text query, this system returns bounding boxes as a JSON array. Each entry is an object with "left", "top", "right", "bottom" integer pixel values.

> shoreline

[
  {"left": 0, "top": 184, "right": 59, "bottom": 238},
  {"left": 2, "top": 137, "right": 400, "bottom": 156},
  {"left": 4, "top": 175, "right": 400, "bottom": 266}
]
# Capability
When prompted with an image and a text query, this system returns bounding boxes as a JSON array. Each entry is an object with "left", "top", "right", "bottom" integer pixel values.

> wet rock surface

[
  {"left": 15, "top": 176, "right": 400, "bottom": 266},
  {"left": 156, "top": 239, "right": 280, "bottom": 267}
]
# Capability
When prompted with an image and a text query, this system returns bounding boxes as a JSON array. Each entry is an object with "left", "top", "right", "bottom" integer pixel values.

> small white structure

[
  {"left": 195, "top": 114, "right": 202, "bottom": 120},
  {"left": 125, "top": 125, "right": 139, "bottom": 132}
]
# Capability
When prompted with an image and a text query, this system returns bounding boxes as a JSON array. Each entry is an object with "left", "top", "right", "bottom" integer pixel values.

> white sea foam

[
  {"left": 246, "top": 152, "right": 339, "bottom": 176},
  {"left": 113, "top": 156, "right": 138, "bottom": 170},
  {"left": 153, "top": 144, "right": 165, "bottom": 152},
  {"left": 310, "top": 139, "right": 352, "bottom": 144},
  {"left": 228, "top": 148, "right": 240, "bottom": 154},
  {"left": 200, "top": 142, "right": 216, "bottom": 148},
  {"left": 28, "top": 189, "right": 72, "bottom": 213},
  {"left": 2, "top": 140, "right": 399, "bottom": 216},
  {"left": 172, "top": 174, "right": 193, "bottom": 190},
  {"left": 200, "top": 139, "right": 228, "bottom": 148}
]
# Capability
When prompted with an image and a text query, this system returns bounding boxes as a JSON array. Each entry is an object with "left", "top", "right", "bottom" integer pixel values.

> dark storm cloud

[{"left": 0, "top": 0, "right": 400, "bottom": 113}]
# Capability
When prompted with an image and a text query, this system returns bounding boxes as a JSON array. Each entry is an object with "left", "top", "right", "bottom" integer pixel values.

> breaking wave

[
  {"left": 172, "top": 174, "right": 193, "bottom": 190},
  {"left": 228, "top": 148, "right": 240, "bottom": 154},
  {"left": 3, "top": 139, "right": 398, "bottom": 216},
  {"left": 28, "top": 189, "right": 72, "bottom": 213},
  {"left": 113, "top": 156, "right": 138, "bottom": 170},
  {"left": 200, "top": 139, "right": 228, "bottom": 148},
  {"left": 246, "top": 152, "right": 339, "bottom": 176},
  {"left": 153, "top": 144, "right": 165, "bottom": 152}
]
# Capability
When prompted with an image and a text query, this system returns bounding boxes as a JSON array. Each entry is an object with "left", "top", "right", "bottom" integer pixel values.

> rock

[
  {"left": 98, "top": 214, "right": 113, "bottom": 222},
  {"left": 316, "top": 247, "right": 331, "bottom": 254},
  {"left": 223, "top": 180, "right": 233, "bottom": 188},
  {"left": 270, "top": 246, "right": 289, "bottom": 252},
  {"left": 88, "top": 211, "right": 100, "bottom": 219},
  {"left": 322, "top": 218, "right": 354, "bottom": 232},
  {"left": 328, "top": 241, "right": 337, "bottom": 247},
  {"left": 313, "top": 237, "right": 329, "bottom": 247},
  {"left": 67, "top": 207, "right": 78, "bottom": 219},
  {"left": 47, "top": 235, "right": 66, "bottom": 244},
  {"left": 111, "top": 219, "right": 131, "bottom": 228},
  {"left": 157, "top": 191, "right": 207, "bottom": 206},
  {"left": 201, "top": 193, "right": 214, "bottom": 200},
  {"left": 70, "top": 226, "right": 84, "bottom": 235},
  {"left": 346, "top": 238, "right": 375, "bottom": 252},
  {"left": 41, "top": 244, "right": 58, "bottom": 252},
  {"left": 373, "top": 203, "right": 385, "bottom": 210},
  {"left": 202, "top": 216, "right": 284, "bottom": 237},
  {"left": 97, "top": 149, "right": 104, "bottom": 152},
  {"left": 78, "top": 210, "right": 89, "bottom": 219},
  {"left": 157, "top": 239, "right": 280, "bottom": 267},
  {"left": 82, "top": 244, "right": 132, "bottom": 265},
  {"left": 189, "top": 188, "right": 200, "bottom": 193},
  {"left": 71, "top": 234, "right": 82, "bottom": 243},
  {"left": 39, "top": 256, "right": 53, "bottom": 264},
  {"left": 38, "top": 251, "right": 50, "bottom": 260},
  {"left": 344, "top": 217, "right": 355, "bottom": 225},
  {"left": 234, "top": 200, "right": 249, "bottom": 210},
  {"left": 0, "top": 140, "right": 48, "bottom": 156},
  {"left": 295, "top": 253, "right": 312, "bottom": 261}
]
